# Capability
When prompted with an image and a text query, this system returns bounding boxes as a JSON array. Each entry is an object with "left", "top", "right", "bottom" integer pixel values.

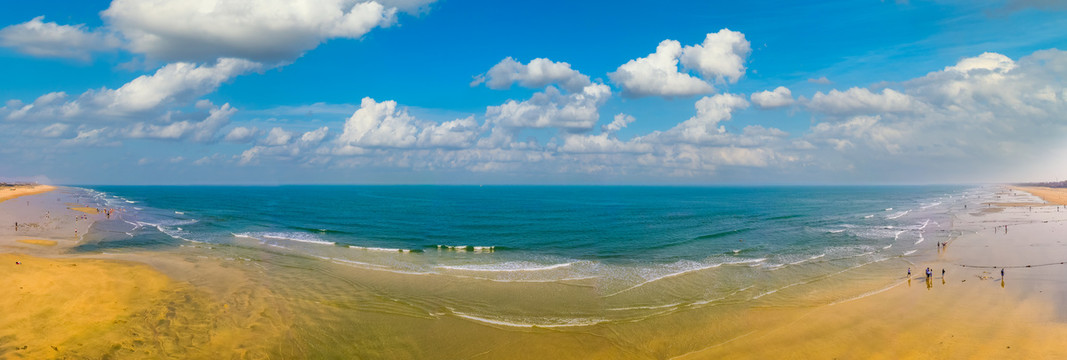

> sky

[{"left": 2, "top": 0, "right": 1067, "bottom": 185}]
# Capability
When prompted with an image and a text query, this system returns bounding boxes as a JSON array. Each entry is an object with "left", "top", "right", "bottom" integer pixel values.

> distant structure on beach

[{"left": 1016, "top": 180, "right": 1067, "bottom": 188}]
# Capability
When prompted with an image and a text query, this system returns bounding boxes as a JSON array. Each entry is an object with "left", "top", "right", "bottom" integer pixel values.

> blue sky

[{"left": 2, "top": 0, "right": 1066, "bottom": 184}]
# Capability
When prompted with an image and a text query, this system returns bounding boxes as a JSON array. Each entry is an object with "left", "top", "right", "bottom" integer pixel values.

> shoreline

[{"left": 3, "top": 185, "right": 1067, "bottom": 358}]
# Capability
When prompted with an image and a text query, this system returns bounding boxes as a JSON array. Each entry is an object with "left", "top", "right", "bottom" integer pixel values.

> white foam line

[
  {"left": 605, "top": 263, "right": 723, "bottom": 297},
  {"left": 451, "top": 311, "right": 604, "bottom": 328},
  {"left": 914, "top": 232, "right": 925, "bottom": 245},
  {"left": 349, "top": 245, "right": 411, "bottom": 253},
  {"left": 261, "top": 234, "right": 335, "bottom": 246},
  {"left": 437, "top": 262, "right": 576, "bottom": 272},
  {"left": 894, "top": 230, "right": 906, "bottom": 241},
  {"left": 903, "top": 250, "right": 917, "bottom": 256},
  {"left": 886, "top": 210, "right": 910, "bottom": 219},
  {"left": 883, "top": 244, "right": 893, "bottom": 250},
  {"left": 606, "top": 302, "right": 684, "bottom": 312}
]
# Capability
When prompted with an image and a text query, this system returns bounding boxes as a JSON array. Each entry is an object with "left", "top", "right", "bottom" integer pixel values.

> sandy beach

[{"left": 4, "top": 185, "right": 1067, "bottom": 358}]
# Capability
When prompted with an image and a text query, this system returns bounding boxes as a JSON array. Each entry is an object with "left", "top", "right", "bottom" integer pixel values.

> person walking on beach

[
  {"left": 925, "top": 268, "right": 932, "bottom": 279},
  {"left": 1001, "top": 268, "right": 1005, "bottom": 278},
  {"left": 908, "top": 268, "right": 911, "bottom": 277},
  {"left": 942, "top": 269, "right": 945, "bottom": 277}
]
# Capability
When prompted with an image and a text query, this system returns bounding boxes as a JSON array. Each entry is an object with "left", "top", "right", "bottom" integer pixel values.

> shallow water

[{"left": 50, "top": 185, "right": 1008, "bottom": 357}]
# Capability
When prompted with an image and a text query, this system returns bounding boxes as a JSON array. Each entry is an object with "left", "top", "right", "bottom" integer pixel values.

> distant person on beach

[
  {"left": 1001, "top": 268, "right": 1005, "bottom": 278},
  {"left": 942, "top": 269, "right": 945, "bottom": 277},
  {"left": 926, "top": 268, "right": 932, "bottom": 278},
  {"left": 908, "top": 268, "right": 911, "bottom": 277}
]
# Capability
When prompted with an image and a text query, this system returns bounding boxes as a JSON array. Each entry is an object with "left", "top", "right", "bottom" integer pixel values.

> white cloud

[
  {"left": 224, "top": 126, "right": 260, "bottom": 143},
  {"left": 609, "top": 29, "right": 751, "bottom": 98},
  {"left": 338, "top": 97, "right": 420, "bottom": 148},
  {"left": 654, "top": 93, "right": 750, "bottom": 144},
  {"left": 944, "top": 52, "right": 1016, "bottom": 75},
  {"left": 472, "top": 57, "right": 591, "bottom": 93},
  {"left": 0, "top": 16, "right": 120, "bottom": 61},
  {"left": 239, "top": 126, "right": 331, "bottom": 165},
  {"left": 263, "top": 127, "right": 295, "bottom": 146},
  {"left": 807, "top": 87, "right": 919, "bottom": 116},
  {"left": 809, "top": 115, "right": 904, "bottom": 154},
  {"left": 124, "top": 103, "right": 236, "bottom": 142},
  {"left": 602, "top": 113, "right": 635, "bottom": 134},
  {"left": 101, "top": 0, "right": 425, "bottom": 63},
  {"left": 336, "top": 97, "right": 483, "bottom": 152},
  {"left": 808, "top": 76, "right": 832, "bottom": 85},
  {"left": 2, "top": 58, "right": 261, "bottom": 122},
  {"left": 417, "top": 116, "right": 481, "bottom": 148},
  {"left": 485, "top": 83, "right": 611, "bottom": 132},
  {"left": 678, "top": 29, "right": 751, "bottom": 84},
  {"left": 609, "top": 40, "right": 714, "bottom": 98},
  {"left": 750, "top": 86, "right": 794, "bottom": 109}
]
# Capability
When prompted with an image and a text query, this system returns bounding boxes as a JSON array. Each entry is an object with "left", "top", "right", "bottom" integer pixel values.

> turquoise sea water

[{"left": 74, "top": 186, "right": 976, "bottom": 287}]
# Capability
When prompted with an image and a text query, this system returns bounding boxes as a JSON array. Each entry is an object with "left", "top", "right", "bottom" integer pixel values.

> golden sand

[
  {"left": 15, "top": 239, "right": 57, "bottom": 246},
  {"left": 0, "top": 185, "right": 55, "bottom": 203},
  {"left": 1011, "top": 186, "right": 1067, "bottom": 206},
  {"left": 68, "top": 206, "right": 100, "bottom": 214}
]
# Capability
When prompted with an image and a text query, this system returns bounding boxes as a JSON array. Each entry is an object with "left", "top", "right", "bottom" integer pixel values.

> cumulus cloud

[
  {"left": 609, "top": 40, "right": 714, "bottom": 98},
  {"left": 609, "top": 29, "right": 751, "bottom": 98},
  {"left": 602, "top": 113, "right": 635, "bottom": 134},
  {"left": 1, "top": 58, "right": 261, "bottom": 122},
  {"left": 943, "top": 52, "right": 1016, "bottom": 74},
  {"left": 807, "top": 87, "right": 920, "bottom": 116},
  {"left": 652, "top": 93, "right": 751, "bottom": 144},
  {"left": 124, "top": 103, "right": 236, "bottom": 142},
  {"left": 224, "top": 126, "right": 260, "bottom": 143},
  {"left": 101, "top": 0, "right": 428, "bottom": 63},
  {"left": 472, "top": 57, "right": 591, "bottom": 93},
  {"left": 0, "top": 16, "right": 121, "bottom": 61},
  {"left": 678, "top": 29, "right": 751, "bottom": 84},
  {"left": 240, "top": 126, "right": 330, "bottom": 165},
  {"left": 485, "top": 83, "right": 611, "bottom": 132},
  {"left": 799, "top": 50, "right": 1067, "bottom": 181},
  {"left": 336, "top": 97, "right": 483, "bottom": 154},
  {"left": 750, "top": 86, "right": 794, "bottom": 109}
]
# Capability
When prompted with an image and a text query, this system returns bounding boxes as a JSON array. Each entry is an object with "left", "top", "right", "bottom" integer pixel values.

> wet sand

[
  {"left": 681, "top": 188, "right": 1067, "bottom": 359},
  {"left": 4, "top": 185, "right": 1067, "bottom": 358}
]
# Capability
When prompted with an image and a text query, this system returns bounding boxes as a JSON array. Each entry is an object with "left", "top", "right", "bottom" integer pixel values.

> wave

[
  {"left": 886, "top": 210, "right": 910, "bottom": 219},
  {"left": 435, "top": 245, "right": 496, "bottom": 253},
  {"left": 234, "top": 232, "right": 336, "bottom": 246},
  {"left": 786, "top": 253, "right": 826, "bottom": 266},
  {"left": 902, "top": 250, "right": 917, "bottom": 256},
  {"left": 605, "top": 261, "right": 724, "bottom": 297},
  {"left": 827, "top": 229, "right": 846, "bottom": 234},
  {"left": 885, "top": 208, "right": 893, "bottom": 211},
  {"left": 893, "top": 230, "right": 906, "bottom": 241},
  {"left": 436, "top": 261, "right": 576, "bottom": 272},
  {"left": 864, "top": 214, "right": 874, "bottom": 219},
  {"left": 921, "top": 202, "right": 942, "bottom": 210},
  {"left": 345, "top": 245, "right": 412, "bottom": 253},
  {"left": 914, "top": 232, "right": 924, "bottom": 245},
  {"left": 694, "top": 227, "right": 753, "bottom": 240},
  {"left": 137, "top": 221, "right": 201, "bottom": 243}
]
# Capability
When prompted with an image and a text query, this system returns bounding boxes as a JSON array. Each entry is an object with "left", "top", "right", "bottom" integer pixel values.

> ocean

[{"left": 66, "top": 185, "right": 988, "bottom": 328}]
